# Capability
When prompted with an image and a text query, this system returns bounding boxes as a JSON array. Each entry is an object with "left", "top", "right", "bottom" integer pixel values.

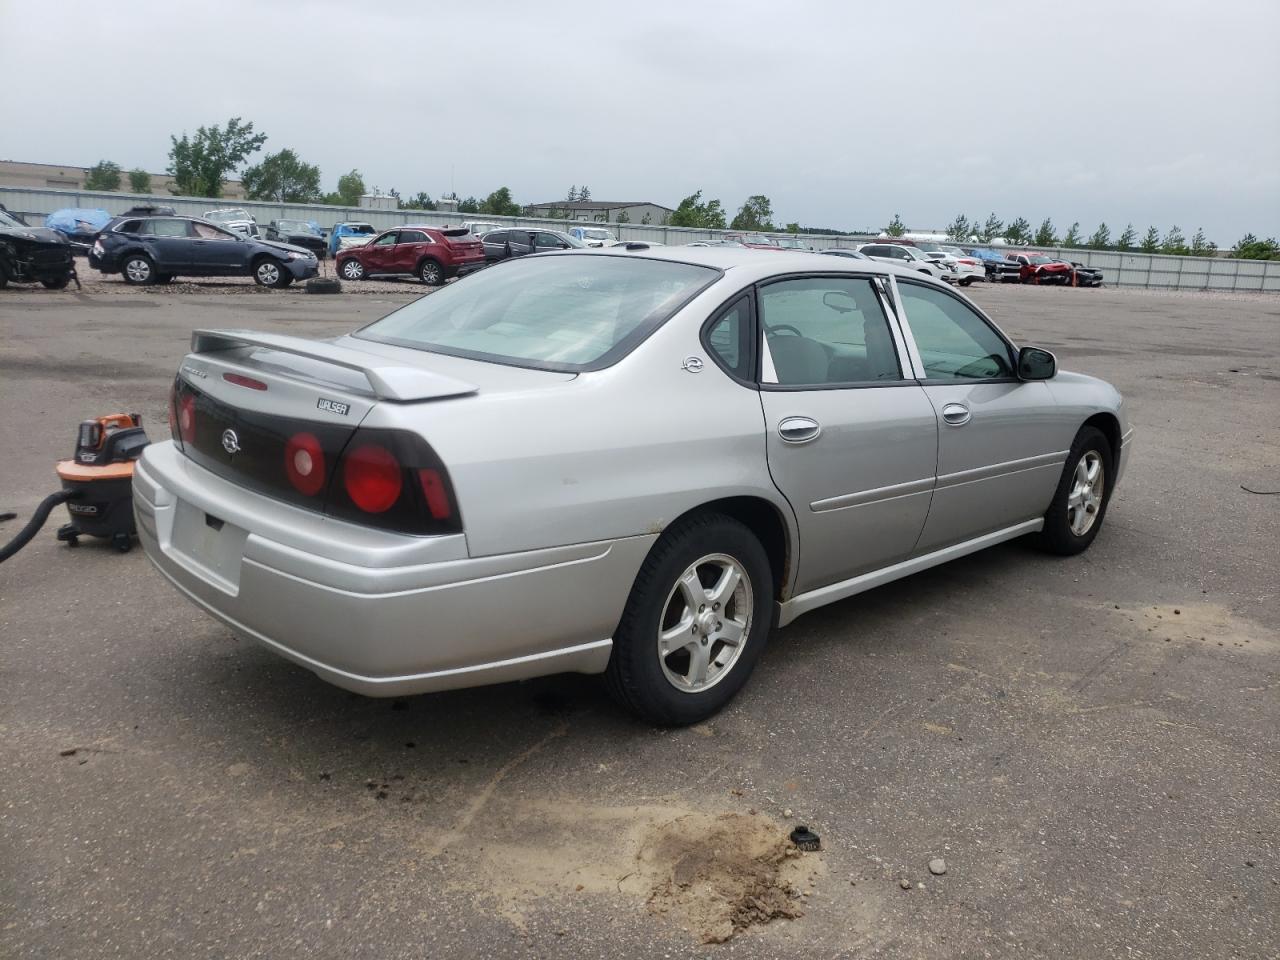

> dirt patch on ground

[
  {"left": 640, "top": 811, "right": 819, "bottom": 944},
  {"left": 1118, "top": 602, "right": 1277, "bottom": 652},
  {"left": 424, "top": 798, "right": 822, "bottom": 944}
]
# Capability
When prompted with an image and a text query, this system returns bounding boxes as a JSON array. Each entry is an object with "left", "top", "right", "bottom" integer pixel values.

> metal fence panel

[{"left": 3, "top": 185, "right": 1278, "bottom": 292}]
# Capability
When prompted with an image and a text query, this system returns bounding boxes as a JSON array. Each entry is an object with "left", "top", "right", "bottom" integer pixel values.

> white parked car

[
  {"left": 204, "top": 208, "right": 260, "bottom": 238},
  {"left": 915, "top": 244, "right": 984, "bottom": 286},
  {"left": 461, "top": 220, "right": 502, "bottom": 237},
  {"left": 568, "top": 226, "right": 618, "bottom": 247},
  {"left": 856, "top": 243, "right": 948, "bottom": 279}
]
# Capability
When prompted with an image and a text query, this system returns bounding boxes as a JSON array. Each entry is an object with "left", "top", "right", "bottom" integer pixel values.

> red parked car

[
  {"left": 336, "top": 226, "right": 486, "bottom": 285},
  {"left": 1008, "top": 252, "right": 1073, "bottom": 284}
]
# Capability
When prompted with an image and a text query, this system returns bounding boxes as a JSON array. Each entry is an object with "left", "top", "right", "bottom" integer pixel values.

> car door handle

[
  {"left": 941, "top": 402, "right": 971, "bottom": 426},
  {"left": 778, "top": 416, "right": 821, "bottom": 443}
]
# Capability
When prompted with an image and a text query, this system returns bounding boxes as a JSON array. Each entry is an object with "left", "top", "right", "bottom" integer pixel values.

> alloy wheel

[
  {"left": 125, "top": 258, "right": 151, "bottom": 283},
  {"left": 1067, "top": 451, "right": 1106, "bottom": 536},
  {"left": 257, "top": 262, "right": 281, "bottom": 286},
  {"left": 657, "top": 553, "right": 752, "bottom": 693}
]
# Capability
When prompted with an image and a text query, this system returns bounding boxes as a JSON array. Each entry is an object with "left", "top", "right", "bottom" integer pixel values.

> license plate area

[{"left": 169, "top": 499, "right": 248, "bottom": 595}]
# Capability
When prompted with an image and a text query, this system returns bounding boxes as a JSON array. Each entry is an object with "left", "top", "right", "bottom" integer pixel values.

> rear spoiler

[{"left": 190, "top": 329, "right": 478, "bottom": 403}]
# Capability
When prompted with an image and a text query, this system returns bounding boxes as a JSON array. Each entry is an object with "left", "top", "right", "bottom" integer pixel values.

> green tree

[
  {"left": 784, "top": 221, "right": 801, "bottom": 233},
  {"left": 884, "top": 213, "right": 907, "bottom": 237},
  {"left": 1230, "top": 234, "right": 1280, "bottom": 259},
  {"left": 578, "top": 185, "right": 591, "bottom": 202},
  {"left": 457, "top": 196, "right": 480, "bottom": 214},
  {"left": 566, "top": 185, "right": 578, "bottom": 202},
  {"left": 668, "top": 190, "right": 727, "bottom": 229},
  {"left": 336, "top": 170, "right": 365, "bottom": 206},
  {"left": 1162, "top": 225, "right": 1188, "bottom": 255},
  {"left": 84, "top": 160, "right": 122, "bottom": 191},
  {"left": 127, "top": 168, "right": 151, "bottom": 193},
  {"left": 945, "top": 214, "right": 971, "bottom": 242},
  {"left": 1062, "top": 222, "right": 1083, "bottom": 247},
  {"left": 616, "top": 210, "right": 630, "bottom": 224},
  {"left": 1116, "top": 223, "right": 1137, "bottom": 251},
  {"left": 730, "top": 195, "right": 775, "bottom": 232},
  {"left": 1033, "top": 218, "right": 1058, "bottom": 246},
  {"left": 241, "top": 148, "right": 321, "bottom": 203},
  {"left": 1140, "top": 226, "right": 1161, "bottom": 252},
  {"left": 402, "top": 191, "right": 436, "bottom": 211},
  {"left": 167, "top": 117, "right": 266, "bottom": 197},
  {"left": 478, "top": 186, "right": 521, "bottom": 217},
  {"left": 1087, "top": 222, "right": 1111, "bottom": 249},
  {"left": 1189, "top": 227, "right": 1216, "bottom": 257},
  {"left": 979, "top": 213, "right": 1003, "bottom": 243},
  {"left": 1004, "top": 217, "right": 1031, "bottom": 245},
  {"left": 641, "top": 212, "right": 652, "bottom": 225}
]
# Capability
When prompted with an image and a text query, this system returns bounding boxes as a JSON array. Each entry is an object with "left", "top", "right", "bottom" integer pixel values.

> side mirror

[{"left": 1018, "top": 346, "right": 1057, "bottom": 380}]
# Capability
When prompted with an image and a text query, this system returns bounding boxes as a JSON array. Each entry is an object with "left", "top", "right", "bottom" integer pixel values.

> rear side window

[
  {"left": 897, "top": 281, "right": 1014, "bottom": 381},
  {"left": 141, "top": 219, "right": 191, "bottom": 238},
  {"left": 759, "top": 277, "right": 903, "bottom": 386},
  {"left": 399, "top": 230, "right": 429, "bottom": 244},
  {"left": 704, "top": 295, "right": 753, "bottom": 380},
  {"left": 356, "top": 255, "right": 720, "bottom": 372}
]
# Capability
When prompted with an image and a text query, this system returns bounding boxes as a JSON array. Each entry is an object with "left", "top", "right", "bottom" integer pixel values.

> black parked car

[
  {"left": 265, "top": 219, "right": 327, "bottom": 258},
  {"left": 89, "top": 215, "right": 319, "bottom": 287},
  {"left": 967, "top": 248, "right": 1022, "bottom": 283},
  {"left": 0, "top": 207, "right": 76, "bottom": 290},
  {"left": 1054, "top": 259, "right": 1104, "bottom": 287},
  {"left": 480, "top": 228, "right": 586, "bottom": 263}
]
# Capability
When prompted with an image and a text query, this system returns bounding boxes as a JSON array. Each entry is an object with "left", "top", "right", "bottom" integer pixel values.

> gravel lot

[{"left": 1, "top": 281, "right": 1277, "bottom": 959}]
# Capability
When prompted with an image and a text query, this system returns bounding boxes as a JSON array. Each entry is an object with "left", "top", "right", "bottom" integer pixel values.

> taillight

[
  {"left": 418, "top": 469, "right": 451, "bottom": 520},
  {"left": 285, "top": 432, "right": 326, "bottom": 497},
  {"left": 343, "top": 443, "right": 403, "bottom": 513},
  {"left": 223, "top": 372, "right": 268, "bottom": 391},
  {"left": 178, "top": 391, "right": 197, "bottom": 444}
]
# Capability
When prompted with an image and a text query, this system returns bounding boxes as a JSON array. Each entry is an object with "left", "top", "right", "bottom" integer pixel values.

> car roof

[{"left": 575, "top": 245, "right": 951, "bottom": 287}]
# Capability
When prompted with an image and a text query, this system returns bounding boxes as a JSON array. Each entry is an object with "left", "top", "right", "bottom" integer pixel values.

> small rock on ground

[{"left": 929, "top": 858, "right": 947, "bottom": 875}]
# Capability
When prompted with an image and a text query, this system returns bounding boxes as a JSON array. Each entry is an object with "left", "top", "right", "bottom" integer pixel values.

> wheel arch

[
  {"left": 662, "top": 495, "right": 797, "bottom": 604},
  {"left": 1082, "top": 412, "right": 1121, "bottom": 465}
]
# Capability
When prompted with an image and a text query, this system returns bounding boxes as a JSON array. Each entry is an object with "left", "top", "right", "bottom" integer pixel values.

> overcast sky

[{"left": 5, "top": 0, "right": 1278, "bottom": 242}]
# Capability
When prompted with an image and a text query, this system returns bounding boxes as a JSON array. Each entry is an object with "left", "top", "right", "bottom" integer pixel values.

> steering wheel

[
  {"left": 766, "top": 324, "right": 804, "bottom": 337},
  {"left": 952, "top": 353, "right": 1006, "bottom": 379}
]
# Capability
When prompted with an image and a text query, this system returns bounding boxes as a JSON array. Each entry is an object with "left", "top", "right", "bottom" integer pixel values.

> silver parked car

[{"left": 134, "top": 248, "right": 1132, "bottom": 724}]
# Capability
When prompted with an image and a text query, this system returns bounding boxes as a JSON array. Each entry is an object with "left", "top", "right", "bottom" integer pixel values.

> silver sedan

[{"left": 134, "top": 247, "right": 1132, "bottom": 724}]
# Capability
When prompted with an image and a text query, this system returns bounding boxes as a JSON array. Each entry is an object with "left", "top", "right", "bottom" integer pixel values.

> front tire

[
  {"left": 960, "top": 277, "right": 975, "bottom": 286},
  {"left": 41, "top": 275, "right": 70, "bottom": 290},
  {"left": 122, "top": 254, "right": 157, "bottom": 285},
  {"left": 253, "top": 258, "right": 289, "bottom": 288},
  {"left": 1037, "top": 426, "right": 1113, "bottom": 555},
  {"left": 606, "top": 513, "right": 774, "bottom": 726},
  {"left": 340, "top": 258, "right": 366, "bottom": 281}
]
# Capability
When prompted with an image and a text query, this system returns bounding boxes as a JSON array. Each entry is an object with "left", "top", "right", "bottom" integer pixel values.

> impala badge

[
  {"left": 221, "top": 429, "right": 241, "bottom": 454},
  {"left": 682, "top": 356, "right": 704, "bottom": 373}
]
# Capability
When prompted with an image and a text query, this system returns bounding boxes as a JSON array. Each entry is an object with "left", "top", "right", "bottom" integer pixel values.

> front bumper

[
  {"left": 284, "top": 259, "right": 320, "bottom": 280},
  {"left": 133, "top": 442, "right": 653, "bottom": 696}
]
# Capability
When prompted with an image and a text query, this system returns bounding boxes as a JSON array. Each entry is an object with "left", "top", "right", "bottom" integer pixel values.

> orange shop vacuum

[{"left": 0, "top": 413, "right": 150, "bottom": 562}]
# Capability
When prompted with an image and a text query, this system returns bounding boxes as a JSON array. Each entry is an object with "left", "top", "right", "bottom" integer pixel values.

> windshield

[
  {"left": 580, "top": 229, "right": 613, "bottom": 240},
  {"left": 207, "top": 209, "right": 251, "bottom": 223},
  {"left": 914, "top": 242, "right": 942, "bottom": 252},
  {"left": 345, "top": 223, "right": 376, "bottom": 235},
  {"left": 355, "top": 255, "right": 719, "bottom": 371},
  {"left": 277, "top": 220, "right": 316, "bottom": 234},
  {"left": 1027, "top": 255, "right": 1053, "bottom": 264},
  {"left": 0, "top": 210, "right": 25, "bottom": 229}
]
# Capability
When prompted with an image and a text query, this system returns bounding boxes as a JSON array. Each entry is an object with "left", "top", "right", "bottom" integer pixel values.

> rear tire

[
  {"left": 0, "top": 261, "right": 8, "bottom": 288},
  {"left": 960, "top": 277, "right": 974, "bottom": 286},
  {"left": 418, "top": 258, "right": 444, "bottom": 285},
  {"left": 606, "top": 513, "right": 773, "bottom": 726},
  {"left": 122, "top": 254, "right": 157, "bottom": 285},
  {"left": 41, "top": 275, "right": 70, "bottom": 290},
  {"left": 1037, "top": 426, "right": 1113, "bottom": 555}
]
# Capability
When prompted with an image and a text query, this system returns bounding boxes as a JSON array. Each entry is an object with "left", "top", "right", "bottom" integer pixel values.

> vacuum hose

[{"left": 0, "top": 490, "right": 78, "bottom": 564}]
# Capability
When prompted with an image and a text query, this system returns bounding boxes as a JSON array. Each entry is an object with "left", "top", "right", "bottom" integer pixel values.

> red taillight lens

[
  {"left": 223, "top": 372, "right": 268, "bottom": 391},
  {"left": 178, "top": 391, "right": 197, "bottom": 444},
  {"left": 343, "top": 444, "right": 403, "bottom": 513},
  {"left": 285, "top": 432, "right": 326, "bottom": 497},
  {"left": 417, "top": 469, "right": 451, "bottom": 520}
]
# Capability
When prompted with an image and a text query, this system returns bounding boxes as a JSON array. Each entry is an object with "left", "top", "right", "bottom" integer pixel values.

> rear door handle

[
  {"left": 778, "top": 416, "right": 821, "bottom": 443},
  {"left": 941, "top": 402, "right": 971, "bottom": 426}
]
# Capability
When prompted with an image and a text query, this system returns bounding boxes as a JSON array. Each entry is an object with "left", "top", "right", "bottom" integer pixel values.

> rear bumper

[
  {"left": 452, "top": 260, "right": 486, "bottom": 278},
  {"left": 132, "top": 442, "right": 653, "bottom": 696}
]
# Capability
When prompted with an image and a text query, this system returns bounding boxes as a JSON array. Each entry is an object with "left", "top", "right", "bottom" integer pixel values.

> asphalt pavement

[{"left": 1, "top": 280, "right": 1277, "bottom": 959}]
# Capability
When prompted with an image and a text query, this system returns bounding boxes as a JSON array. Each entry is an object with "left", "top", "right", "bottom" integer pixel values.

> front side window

[
  {"left": 534, "top": 233, "right": 565, "bottom": 249},
  {"left": 356, "top": 255, "right": 719, "bottom": 371},
  {"left": 372, "top": 231, "right": 398, "bottom": 247},
  {"left": 193, "top": 221, "right": 234, "bottom": 239},
  {"left": 759, "top": 277, "right": 903, "bottom": 386},
  {"left": 897, "top": 281, "right": 1014, "bottom": 381}
]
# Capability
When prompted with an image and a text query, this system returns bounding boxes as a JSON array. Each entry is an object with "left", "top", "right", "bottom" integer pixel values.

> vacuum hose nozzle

[{"left": 0, "top": 490, "right": 80, "bottom": 564}]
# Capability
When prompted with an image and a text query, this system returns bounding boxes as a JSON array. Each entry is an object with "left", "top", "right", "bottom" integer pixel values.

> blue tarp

[{"left": 45, "top": 208, "right": 112, "bottom": 238}]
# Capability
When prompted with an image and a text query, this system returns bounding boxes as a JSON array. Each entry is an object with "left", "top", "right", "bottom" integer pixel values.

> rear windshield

[{"left": 355, "top": 254, "right": 720, "bottom": 372}]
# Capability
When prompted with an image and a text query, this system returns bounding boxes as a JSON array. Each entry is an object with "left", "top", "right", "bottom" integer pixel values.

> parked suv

[
  {"left": 568, "top": 225, "right": 617, "bottom": 247},
  {"left": 89, "top": 216, "right": 319, "bottom": 287},
  {"left": 481, "top": 228, "right": 586, "bottom": 263},
  {"left": 327, "top": 222, "right": 377, "bottom": 258},
  {"left": 857, "top": 243, "right": 948, "bottom": 279},
  {"left": 336, "top": 226, "right": 486, "bottom": 285},
  {"left": 204, "top": 208, "right": 260, "bottom": 238},
  {"left": 0, "top": 207, "right": 76, "bottom": 289}
]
